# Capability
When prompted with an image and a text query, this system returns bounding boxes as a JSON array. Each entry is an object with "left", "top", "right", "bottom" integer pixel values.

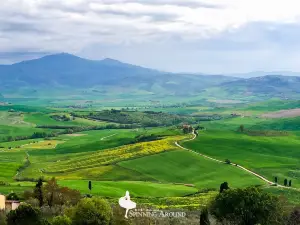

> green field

[
  {"left": 1, "top": 100, "right": 300, "bottom": 208},
  {"left": 184, "top": 130, "right": 300, "bottom": 187},
  {"left": 58, "top": 180, "right": 198, "bottom": 197},
  {"left": 119, "top": 150, "right": 264, "bottom": 189},
  {"left": 24, "top": 113, "right": 108, "bottom": 127}
]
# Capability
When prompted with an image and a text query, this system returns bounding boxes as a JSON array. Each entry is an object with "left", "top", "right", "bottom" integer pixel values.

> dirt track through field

[
  {"left": 175, "top": 131, "right": 300, "bottom": 191},
  {"left": 101, "top": 133, "right": 117, "bottom": 140}
]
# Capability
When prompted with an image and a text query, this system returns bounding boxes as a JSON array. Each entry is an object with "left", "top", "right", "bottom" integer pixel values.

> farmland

[{"left": 0, "top": 100, "right": 300, "bottom": 210}]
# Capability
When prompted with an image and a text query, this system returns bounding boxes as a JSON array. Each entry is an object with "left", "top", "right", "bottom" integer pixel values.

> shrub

[
  {"left": 210, "top": 187, "right": 286, "bottom": 225},
  {"left": 25, "top": 198, "right": 40, "bottom": 207},
  {"left": 70, "top": 198, "right": 112, "bottom": 225},
  {"left": 0, "top": 210, "right": 7, "bottom": 225},
  {"left": 225, "top": 159, "right": 231, "bottom": 164},
  {"left": 51, "top": 215, "right": 72, "bottom": 225},
  {"left": 219, "top": 182, "right": 229, "bottom": 193},
  {"left": 6, "top": 203, "right": 44, "bottom": 225},
  {"left": 6, "top": 192, "right": 19, "bottom": 201}
]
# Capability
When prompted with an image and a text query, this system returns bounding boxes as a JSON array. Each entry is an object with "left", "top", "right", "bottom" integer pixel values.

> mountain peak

[
  {"left": 41, "top": 53, "right": 85, "bottom": 61},
  {"left": 100, "top": 58, "right": 124, "bottom": 66}
]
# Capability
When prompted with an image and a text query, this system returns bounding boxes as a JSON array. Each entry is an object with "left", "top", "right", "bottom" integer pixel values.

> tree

[
  {"left": 43, "top": 178, "right": 80, "bottom": 207},
  {"left": 210, "top": 187, "right": 285, "bottom": 225},
  {"left": 43, "top": 177, "right": 60, "bottom": 208},
  {"left": 289, "top": 180, "right": 292, "bottom": 187},
  {"left": 6, "top": 203, "right": 43, "bottom": 225},
  {"left": 70, "top": 198, "right": 112, "bottom": 225},
  {"left": 200, "top": 207, "right": 210, "bottom": 225},
  {"left": 284, "top": 179, "right": 288, "bottom": 186},
  {"left": 89, "top": 181, "right": 92, "bottom": 191},
  {"left": 275, "top": 176, "right": 278, "bottom": 183},
  {"left": 225, "top": 159, "right": 231, "bottom": 164},
  {"left": 238, "top": 124, "right": 245, "bottom": 132},
  {"left": 57, "top": 186, "right": 81, "bottom": 206},
  {"left": 6, "top": 192, "right": 19, "bottom": 200},
  {"left": 34, "top": 178, "right": 44, "bottom": 207},
  {"left": 51, "top": 215, "right": 72, "bottom": 225},
  {"left": 219, "top": 182, "right": 230, "bottom": 193}
]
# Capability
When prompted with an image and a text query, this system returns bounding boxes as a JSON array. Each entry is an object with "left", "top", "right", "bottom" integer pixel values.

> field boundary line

[{"left": 175, "top": 130, "right": 300, "bottom": 191}]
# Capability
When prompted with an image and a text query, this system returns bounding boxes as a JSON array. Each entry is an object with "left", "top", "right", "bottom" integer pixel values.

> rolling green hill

[{"left": 184, "top": 130, "right": 300, "bottom": 188}]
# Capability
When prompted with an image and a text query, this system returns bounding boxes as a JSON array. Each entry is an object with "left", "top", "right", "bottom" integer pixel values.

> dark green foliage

[
  {"left": 219, "top": 182, "right": 229, "bottom": 193},
  {"left": 34, "top": 178, "right": 44, "bottom": 207},
  {"left": 284, "top": 179, "right": 288, "bottom": 186},
  {"left": 200, "top": 207, "right": 210, "bottom": 225},
  {"left": 6, "top": 203, "right": 43, "bottom": 225},
  {"left": 3, "top": 131, "right": 59, "bottom": 142},
  {"left": 289, "top": 180, "right": 292, "bottom": 187},
  {"left": 225, "top": 159, "right": 231, "bottom": 164},
  {"left": 289, "top": 208, "right": 300, "bottom": 225},
  {"left": 130, "top": 134, "right": 161, "bottom": 144},
  {"left": 69, "top": 198, "right": 112, "bottom": 225},
  {"left": 50, "top": 115, "right": 71, "bottom": 122},
  {"left": 210, "top": 187, "right": 285, "bottom": 225},
  {"left": 275, "top": 177, "right": 278, "bottom": 183},
  {"left": 88, "top": 181, "right": 92, "bottom": 191},
  {"left": 74, "top": 110, "right": 201, "bottom": 127},
  {"left": 6, "top": 192, "right": 19, "bottom": 200}
]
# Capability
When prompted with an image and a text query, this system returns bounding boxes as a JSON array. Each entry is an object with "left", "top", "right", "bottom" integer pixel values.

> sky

[{"left": 1, "top": 0, "right": 300, "bottom": 73}]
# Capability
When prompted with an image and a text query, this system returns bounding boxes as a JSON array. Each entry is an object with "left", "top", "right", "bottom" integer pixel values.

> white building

[{"left": 0, "top": 193, "right": 20, "bottom": 211}]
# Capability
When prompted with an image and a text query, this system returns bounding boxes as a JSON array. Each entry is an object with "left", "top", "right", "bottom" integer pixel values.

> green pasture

[
  {"left": 58, "top": 180, "right": 198, "bottom": 197},
  {"left": 119, "top": 150, "right": 264, "bottom": 189},
  {"left": 183, "top": 130, "right": 300, "bottom": 187},
  {"left": 24, "top": 113, "right": 106, "bottom": 127}
]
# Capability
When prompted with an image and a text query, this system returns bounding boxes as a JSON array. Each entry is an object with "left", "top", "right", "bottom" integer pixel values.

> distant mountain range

[{"left": 0, "top": 53, "right": 300, "bottom": 101}]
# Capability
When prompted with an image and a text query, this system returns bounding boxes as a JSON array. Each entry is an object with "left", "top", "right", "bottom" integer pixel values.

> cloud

[{"left": 1, "top": 0, "right": 300, "bottom": 72}]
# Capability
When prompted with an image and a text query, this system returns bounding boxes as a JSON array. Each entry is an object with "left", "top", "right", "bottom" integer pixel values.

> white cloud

[{"left": 1, "top": 0, "right": 300, "bottom": 72}]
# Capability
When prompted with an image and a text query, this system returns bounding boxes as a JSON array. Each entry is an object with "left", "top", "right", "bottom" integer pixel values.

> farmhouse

[{"left": 0, "top": 193, "right": 21, "bottom": 211}]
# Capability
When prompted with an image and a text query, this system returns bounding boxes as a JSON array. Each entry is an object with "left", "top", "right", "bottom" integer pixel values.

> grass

[
  {"left": 119, "top": 150, "right": 264, "bottom": 189},
  {"left": 183, "top": 130, "right": 300, "bottom": 188},
  {"left": 17, "top": 128, "right": 183, "bottom": 179},
  {"left": 24, "top": 113, "right": 106, "bottom": 127},
  {"left": 58, "top": 180, "right": 198, "bottom": 197},
  {"left": 264, "top": 187, "right": 300, "bottom": 206},
  {"left": 244, "top": 100, "right": 300, "bottom": 112},
  {"left": 0, "top": 151, "right": 27, "bottom": 182}
]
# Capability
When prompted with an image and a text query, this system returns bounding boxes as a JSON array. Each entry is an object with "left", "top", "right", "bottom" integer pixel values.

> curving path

[
  {"left": 175, "top": 131, "right": 299, "bottom": 191},
  {"left": 100, "top": 133, "right": 117, "bottom": 140}
]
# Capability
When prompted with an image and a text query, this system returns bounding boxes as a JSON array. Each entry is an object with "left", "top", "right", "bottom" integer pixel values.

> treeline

[
  {"left": 50, "top": 114, "right": 72, "bottom": 121},
  {"left": 2, "top": 132, "right": 60, "bottom": 142},
  {"left": 72, "top": 109, "right": 202, "bottom": 127},
  {"left": 1, "top": 182, "right": 300, "bottom": 225},
  {"left": 130, "top": 134, "right": 162, "bottom": 144}
]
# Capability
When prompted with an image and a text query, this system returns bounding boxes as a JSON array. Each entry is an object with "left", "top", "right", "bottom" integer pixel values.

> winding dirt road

[{"left": 175, "top": 131, "right": 299, "bottom": 191}]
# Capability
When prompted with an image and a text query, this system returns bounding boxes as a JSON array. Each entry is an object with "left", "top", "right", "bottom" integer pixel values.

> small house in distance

[{"left": 0, "top": 193, "right": 21, "bottom": 212}]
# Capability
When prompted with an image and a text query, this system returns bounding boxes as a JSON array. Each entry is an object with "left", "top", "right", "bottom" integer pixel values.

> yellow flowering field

[{"left": 44, "top": 136, "right": 185, "bottom": 173}]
